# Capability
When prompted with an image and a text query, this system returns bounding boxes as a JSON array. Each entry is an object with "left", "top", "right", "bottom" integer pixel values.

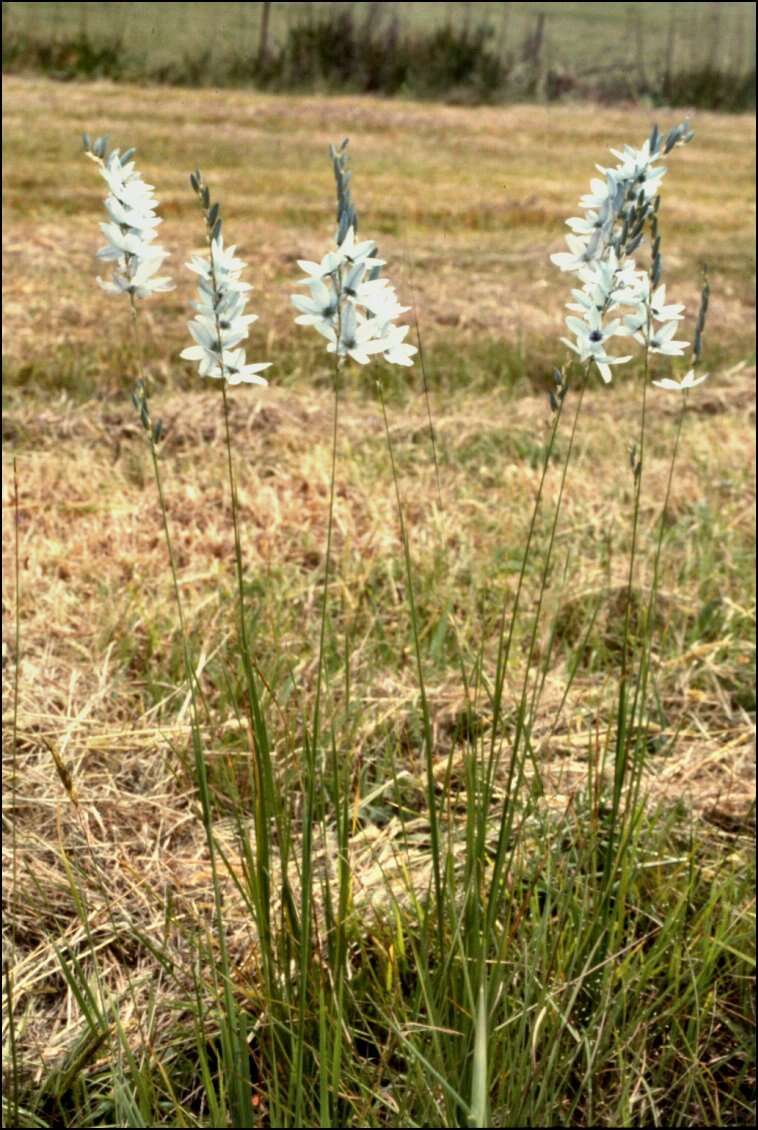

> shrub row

[{"left": 3, "top": 8, "right": 755, "bottom": 111}]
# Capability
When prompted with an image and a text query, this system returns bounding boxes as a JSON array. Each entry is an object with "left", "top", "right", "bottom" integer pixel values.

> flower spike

[
  {"left": 180, "top": 171, "right": 271, "bottom": 387},
  {"left": 551, "top": 123, "right": 694, "bottom": 387},
  {"left": 291, "top": 140, "right": 417, "bottom": 370},
  {"left": 84, "top": 134, "right": 174, "bottom": 301}
]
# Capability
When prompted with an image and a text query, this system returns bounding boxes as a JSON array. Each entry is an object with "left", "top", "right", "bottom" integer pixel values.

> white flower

[
  {"left": 357, "top": 284, "right": 410, "bottom": 323},
  {"left": 379, "top": 323, "right": 417, "bottom": 367},
  {"left": 103, "top": 197, "right": 162, "bottom": 240},
  {"left": 295, "top": 249, "right": 344, "bottom": 283},
  {"left": 565, "top": 208, "right": 611, "bottom": 237},
  {"left": 324, "top": 303, "right": 389, "bottom": 365},
  {"left": 179, "top": 340, "right": 227, "bottom": 377},
  {"left": 194, "top": 277, "right": 253, "bottom": 322},
  {"left": 341, "top": 260, "right": 367, "bottom": 297},
  {"left": 578, "top": 174, "right": 617, "bottom": 212},
  {"left": 97, "top": 221, "right": 154, "bottom": 260},
  {"left": 187, "top": 236, "right": 246, "bottom": 279},
  {"left": 93, "top": 151, "right": 158, "bottom": 210},
  {"left": 576, "top": 249, "right": 640, "bottom": 297},
  {"left": 335, "top": 225, "right": 381, "bottom": 266},
  {"left": 566, "top": 286, "right": 603, "bottom": 316},
  {"left": 179, "top": 339, "right": 270, "bottom": 385},
  {"left": 562, "top": 307, "right": 632, "bottom": 383},
  {"left": 652, "top": 369, "right": 709, "bottom": 391},
  {"left": 564, "top": 307, "right": 632, "bottom": 350},
  {"left": 640, "top": 319, "right": 689, "bottom": 357},
  {"left": 650, "top": 283, "right": 685, "bottom": 322},
  {"left": 187, "top": 314, "right": 252, "bottom": 353},
  {"left": 294, "top": 229, "right": 383, "bottom": 284},
  {"left": 192, "top": 285, "right": 246, "bottom": 320},
  {"left": 291, "top": 278, "right": 339, "bottom": 334},
  {"left": 97, "top": 251, "right": 173, "bottom": 299},
  {"left": 221, "top": 349, "right": 272, "bottom": 387},
  {"left": 552, "top": 125, "right": 694, "bottom": 386},
  {"left": 603, "top": 139, "right": 666, "bottom": 199},
  {"left": 550, "top": 233, "right": 595, "bottom": 273}
]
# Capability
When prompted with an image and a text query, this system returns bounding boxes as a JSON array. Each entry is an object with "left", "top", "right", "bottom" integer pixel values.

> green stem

[
  {"left": 313, "top": 351, "right": 341, "bottom": 746},
  {"left": 378, "top": 379, "right": 445, "bottom": 951},
  {"left": 486, "top": 382, "right": 568, "bottom": 790},
  {"left": 485, "top": 368, "right": 589, "bottom": 933},
  {"left": 404, "top": 247, "right": 442, "bottom": 507},
  {"left": 626, "top": 389, "right": 687, "bottom": 816},
  {"left": 608, "top": 324, "right": 652, "bottom": 861},
  {"left": 130, "top": 298, "right": 194, "bottom": 695}
]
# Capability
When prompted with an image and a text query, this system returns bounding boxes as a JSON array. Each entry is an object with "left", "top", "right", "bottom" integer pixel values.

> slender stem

[
  {"left": 620, "top": 383, "right": 649, "bottom": 687},
  {"left": 209, "top": 235, "right": 276, "bottom": 848},
  {"left": 641, "top": 390, "right": 686, "bottom": 675},
  {"left": 626, "top": 389, "right": 687, "bottom": 816},
  {"left": 220, "top": 382, "right": 251, "bottom": 656},
  {"left": 610, "top": 319, "right": 652, "bottom": 835},
  {"left": 486, "top": 365, "right": 589, "bottom": 800},
  {"left": 378, "top": 379, "right": 444, "bottom": 950},
  {"left": 130, "top": 297, "right": 193, "bottom": 670},
  {"left": 205, "top": 246, "right": 250, "bottom": 656},
  {"left": 520, "top": 375, "right": 591, "bottom": 733},
  {"left": 293, "top": 350, "right": 342, "bottom": 1128},
  {"left": 485, "top": 369, "right": 589, "bottom": 932},
  {"left": 313, "top": 351, "right": 341, "bottom": 746},
  {"left": 404, "top": 246, "right": 442, "bottom": 507},
  {"left": 219, "top": 373, "right": 277, "bottom": 942},
  {"left": 202, "top": 222, "right": 287, "bottom": 1122}
]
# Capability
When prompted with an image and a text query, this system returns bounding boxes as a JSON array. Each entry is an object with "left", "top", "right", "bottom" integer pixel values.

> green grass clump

[{"left": 7, "top": 800, "right": 754, "bottom": 1128}]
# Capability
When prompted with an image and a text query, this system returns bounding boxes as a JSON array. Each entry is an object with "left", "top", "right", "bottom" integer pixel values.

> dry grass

[
  {"left": 2, "top": 75, "right": 755, "bottom": 1118},
  {"left": 4, "top": 374, "right": 755, "bottom": 1091}
]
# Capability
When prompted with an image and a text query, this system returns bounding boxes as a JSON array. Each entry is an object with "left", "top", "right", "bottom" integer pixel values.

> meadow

[{"left": 2, "top": 73, "right": 756, "bottom": 1127}]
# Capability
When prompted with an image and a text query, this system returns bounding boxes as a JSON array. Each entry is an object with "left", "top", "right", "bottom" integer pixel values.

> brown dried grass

[{"left": 2, "top": 75, "right": 755, "bottom": 1086}]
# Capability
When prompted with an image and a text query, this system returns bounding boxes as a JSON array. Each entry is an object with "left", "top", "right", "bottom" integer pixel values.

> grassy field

[{"left": 2, "top": 74, "right": 756, "bottom": 1127}]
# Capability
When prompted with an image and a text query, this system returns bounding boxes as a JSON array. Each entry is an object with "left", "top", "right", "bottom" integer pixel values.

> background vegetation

[{"left": 3, "top": 1, "right": 756, "bottom": 109}]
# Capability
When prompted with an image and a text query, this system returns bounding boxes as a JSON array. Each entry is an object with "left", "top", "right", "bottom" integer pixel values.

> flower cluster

[
  {"left": 292, "top": 140, "right": 417, "bottom": 368},
  {"left": 84, "top": 133, "right": 173, "bottom": 300},
  {"left": 180, "top": 171, "right": 271, "bottom": 387},
  {"left": 551, "top": 123, "right": 694, "bottom": 385}
]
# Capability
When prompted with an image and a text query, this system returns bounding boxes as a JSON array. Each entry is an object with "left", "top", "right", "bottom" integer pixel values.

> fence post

[{"left": 258, "top": 0, "right": 271, "bottom": 66}]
